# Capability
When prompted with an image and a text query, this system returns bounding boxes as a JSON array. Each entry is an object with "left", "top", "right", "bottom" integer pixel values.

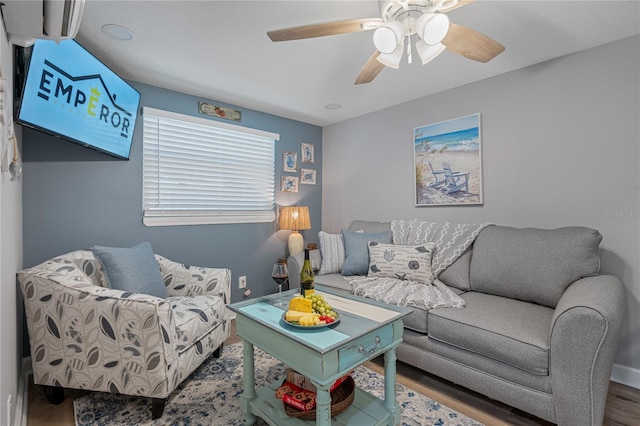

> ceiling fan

[{"left": 267, "top": 0, "right": 505, "bottom": 85}]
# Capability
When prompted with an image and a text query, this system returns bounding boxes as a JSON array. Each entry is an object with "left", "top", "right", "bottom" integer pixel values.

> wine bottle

[{"left": 300, "top": 249, "right": 315, "bottom": 297}]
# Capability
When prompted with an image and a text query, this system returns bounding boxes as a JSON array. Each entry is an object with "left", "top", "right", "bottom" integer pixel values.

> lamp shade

[
  {"left": 416, "top": 12, "right": 450, "bottom": 46},
  {"left": 279, "top": 206, "right": 311, "bottom": 255},
  {"left": 377, "top": 40, "right": 405, "bottom": 69},
  {"left": 278, "top": 206, "right": 311, "bottom": 231},
  {"left": 416, "top": 39, "right": 446, "bottom": 65},
  {"left": 373, "top": 20, "right": 404, "bottom": 54}
]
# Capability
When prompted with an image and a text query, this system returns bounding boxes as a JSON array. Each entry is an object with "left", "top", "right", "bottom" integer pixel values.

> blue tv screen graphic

[{"left": 18, "top": 40, "right": 141, "bottom": 159}]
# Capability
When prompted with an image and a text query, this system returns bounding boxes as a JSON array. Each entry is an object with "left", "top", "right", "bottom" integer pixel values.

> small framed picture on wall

[
  {"left": 301, "top": 143, "right": 314, "bottom": 164},
  {"left": 283, "top": 151, "right": 297, "bottom": 172},
  {"left": 281, "top": 176, "right": 299, "bottom": 192},
  {"left": 300, "top": 168, "right": 316, "bottom": 185}
]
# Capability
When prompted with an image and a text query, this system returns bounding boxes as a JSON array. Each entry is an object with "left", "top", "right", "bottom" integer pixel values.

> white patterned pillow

[
  {"left": 367, "top": 242, "right": 436, "bottom": 284},
  {"left": 318, "top": 231, "right": 347, "bottom": 275}
]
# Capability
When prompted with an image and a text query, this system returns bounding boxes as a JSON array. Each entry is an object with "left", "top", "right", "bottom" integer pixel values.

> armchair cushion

[
  {"left": 92, "top": 242, "right": 167, "bottom": 298},
  {"left": 167, "top": 295, "right": 226, "bottom": 353}
]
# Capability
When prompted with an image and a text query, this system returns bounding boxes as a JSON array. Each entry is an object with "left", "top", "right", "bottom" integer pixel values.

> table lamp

[{"left": 278, "top": 206, "right": 311, "bottom": 255}]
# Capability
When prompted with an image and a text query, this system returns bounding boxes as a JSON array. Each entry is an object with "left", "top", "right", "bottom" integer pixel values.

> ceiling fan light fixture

[
  {"left": 377, "top": 40, "right": 405, "bottom": 69},
  {"left": 435, "top": 0, "right": 460, "bottom": 11},
  {"left": 416, "top": 12, "right": 450, "bottom": 46},
  {"left": 373, "top": 20, "right": 404, "bottom": 54},
  {"left": 266, "top": 0, "right": 504, "bottom": 85},
  {"left": 416, "top": 39, "right": 446, "bottom": 65}
]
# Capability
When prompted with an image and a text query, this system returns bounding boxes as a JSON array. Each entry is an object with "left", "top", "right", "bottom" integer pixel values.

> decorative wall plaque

[{"left": 198, "top": 102, "right": 242, "bottom": 121}]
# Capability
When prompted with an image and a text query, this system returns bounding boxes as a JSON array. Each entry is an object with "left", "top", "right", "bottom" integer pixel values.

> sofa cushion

[
  {"left": 92, "top": 242, "right": 168, "bottom": 298},
  {"left": 401, "top": 285, "right": 465, "bottom": 334},
  {"left": 402, "top": 329, "right": 553, "bottom": 393},
  {"left": 470, "top": 225, "right": 602, "bottom": 307},
  {"left": 341, "top": 229, "right": 393, "bottom": 276},
  {"left": 428, "top": 291, "right": 553, "bottom": 375},
  {"left": 403, "top": 305, "right": 429, "bottom": 334},
  {"left": 167, "top": 294, "right": 225, "bottom": 353},
  {"left": 437, "top": 247, "right": 472, "bottom": 290},
  {"left": 314, "top": 273, "right": 353, "bottom": 292},
  {"left": 367, "top": 242, "right": 435, "bottom": 284}
]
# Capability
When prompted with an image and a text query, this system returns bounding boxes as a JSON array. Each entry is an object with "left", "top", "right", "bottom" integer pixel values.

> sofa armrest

[
  {"left": 156, "top": 255, "right": 231, "bottom": 304},
  {"left": 286, "top": 249, "right": 321, "bottom": 290},
  {"left": 549, "top": 274, "right": 626, "bottom": 426},
  {"left": 18, "top": 271, "right": 178, "bottom": 397}
]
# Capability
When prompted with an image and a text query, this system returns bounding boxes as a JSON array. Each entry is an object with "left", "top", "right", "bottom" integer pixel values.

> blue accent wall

[{"left": 22, "top": 81, "right": 322, "bottom": 302}]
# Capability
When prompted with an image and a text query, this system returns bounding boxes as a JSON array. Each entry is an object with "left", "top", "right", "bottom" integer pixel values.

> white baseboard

[
  {"left": 610, "top": 362, "right": 640, "bottom": 389},
  {"left": 15, "top": 357, "right": 32, "bottom": 426}
]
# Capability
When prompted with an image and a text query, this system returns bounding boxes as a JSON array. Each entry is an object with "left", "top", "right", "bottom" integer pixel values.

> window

[{"left": 142, "top": 107, "right": 279, "bottom": 226}]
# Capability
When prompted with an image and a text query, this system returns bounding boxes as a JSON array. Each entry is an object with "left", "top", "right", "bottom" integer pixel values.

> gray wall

[
  {"left": 323, "top": 36, "right": 640, "bottom": 380},
  {"left": 22, "top": 82, "right": 322, "bottom": 303}
]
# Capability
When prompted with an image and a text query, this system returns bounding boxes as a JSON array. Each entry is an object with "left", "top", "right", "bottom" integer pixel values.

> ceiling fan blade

[
  {"left": 268, "top": 18, "right": 383, "bottom": 42},
  {"left": 437, "top": 0, "right": 476, "bottom": 13},
  {"left": 354, "top": 51, "right": 385, "bottom": 85},
  {"left": 442, "top": 23, "right": 505, "bottom": 63}
]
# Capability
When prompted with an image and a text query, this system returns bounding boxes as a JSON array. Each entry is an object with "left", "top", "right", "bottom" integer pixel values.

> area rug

[{"left": 74, "top": 342, "right": 482, "bottom": 426}]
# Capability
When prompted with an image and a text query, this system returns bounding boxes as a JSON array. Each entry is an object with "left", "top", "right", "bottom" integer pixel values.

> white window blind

[{"left": 142, "top": 107, "right": 279, "bottom": 226}]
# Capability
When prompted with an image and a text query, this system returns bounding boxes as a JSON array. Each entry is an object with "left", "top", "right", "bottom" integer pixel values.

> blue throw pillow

[
  {"left": 92, "top": 242, "right": 167, "bottom": 298},
  {"left": 341, "top": 229, "right": 393, "bottom": 276}
]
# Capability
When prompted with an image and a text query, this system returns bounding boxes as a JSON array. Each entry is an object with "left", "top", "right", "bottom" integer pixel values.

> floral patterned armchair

[{"left": 18, "top": 249, "right": 231, "bottom": 419}]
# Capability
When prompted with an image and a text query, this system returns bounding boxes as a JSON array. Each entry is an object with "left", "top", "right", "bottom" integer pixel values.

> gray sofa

[{"left": 287, "top": 220, "right": 626, "bottom": 426}]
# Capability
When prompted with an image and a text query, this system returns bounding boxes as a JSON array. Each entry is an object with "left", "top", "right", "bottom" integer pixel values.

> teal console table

[{"left": 228, "top": 285, "right": 412, "bottom": 425}]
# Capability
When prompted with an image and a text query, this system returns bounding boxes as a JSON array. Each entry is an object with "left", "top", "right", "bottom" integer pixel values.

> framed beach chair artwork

[{"left": 414, "top": 113, "right": 483, "bottom": 206}]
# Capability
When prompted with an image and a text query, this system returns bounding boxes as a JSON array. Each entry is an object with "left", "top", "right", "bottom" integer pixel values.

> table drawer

[{"left": 338, "top": 324, "right": 394, "bottom": 371}]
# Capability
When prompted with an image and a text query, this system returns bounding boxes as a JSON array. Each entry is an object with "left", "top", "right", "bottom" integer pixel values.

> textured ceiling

[{"left": 75, "top": 1, "right": 640, "bottom": 126}]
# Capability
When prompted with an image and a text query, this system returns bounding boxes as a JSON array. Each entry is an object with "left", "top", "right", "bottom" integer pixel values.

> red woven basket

[{"left": 284, "top": 376, "right": 355, "bottom": 420}]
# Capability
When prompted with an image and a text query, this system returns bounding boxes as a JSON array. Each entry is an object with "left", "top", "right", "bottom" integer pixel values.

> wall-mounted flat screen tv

[{"left": 16, "top": 39, "right": 140, "bottom": 159}]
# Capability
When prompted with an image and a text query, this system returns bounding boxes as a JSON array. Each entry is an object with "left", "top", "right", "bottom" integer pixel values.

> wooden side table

[{"left": 228, "top": 286, "right": 412, "bottom": 425}]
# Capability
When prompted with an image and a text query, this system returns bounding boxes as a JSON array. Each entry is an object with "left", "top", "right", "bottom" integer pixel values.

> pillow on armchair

[{"left": 92, "top": 242, "right": 168, "bottom": 298}]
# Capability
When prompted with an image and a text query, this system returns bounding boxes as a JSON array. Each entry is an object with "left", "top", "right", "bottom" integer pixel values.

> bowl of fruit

[{"left": 282, "top": 293, "right": 340, "bottom": 329}]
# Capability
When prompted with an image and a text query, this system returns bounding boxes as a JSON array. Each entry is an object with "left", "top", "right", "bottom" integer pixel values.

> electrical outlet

[{"left": 238, "top": 276, "right": 247, "bottom": 289}]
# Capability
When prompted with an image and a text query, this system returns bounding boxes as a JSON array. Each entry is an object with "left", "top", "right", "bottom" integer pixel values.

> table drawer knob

[{"left": 358, "top": 335, "right": 381, "bottom": 354}]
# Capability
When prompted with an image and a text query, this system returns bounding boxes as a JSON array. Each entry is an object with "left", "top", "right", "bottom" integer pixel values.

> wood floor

[{"left": 25, "top": 319, "right": 640, "bottom": 426}]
